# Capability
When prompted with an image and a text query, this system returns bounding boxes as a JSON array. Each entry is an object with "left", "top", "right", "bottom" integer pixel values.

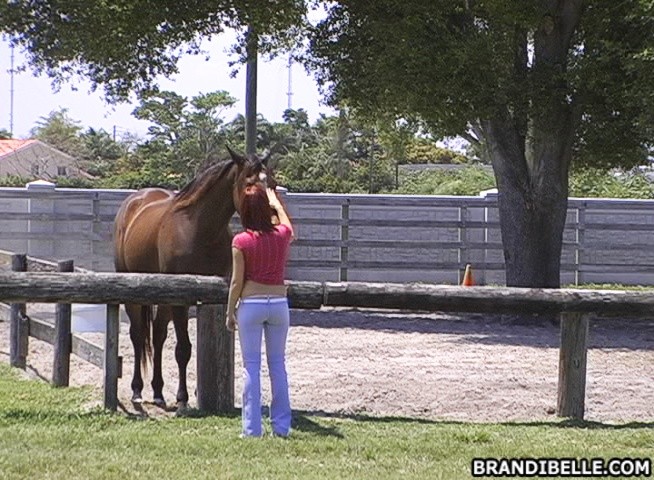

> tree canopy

[
  {"left": 0, "top": 1, "right": 306, "bottom": 101},
  {"left": 308, "top": 1, "right": 654, "bottom": 168},
  {"left": 306, "top": 1, "right": 654, "bottom": 288}
]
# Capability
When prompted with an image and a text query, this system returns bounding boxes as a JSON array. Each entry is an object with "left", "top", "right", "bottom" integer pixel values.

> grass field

[{"left": 0, "top": 364, "right": 652, "bottom": 480}]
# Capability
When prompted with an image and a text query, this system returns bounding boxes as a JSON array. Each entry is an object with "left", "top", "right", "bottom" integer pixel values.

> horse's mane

[{"left": 172, "top": 159, "right": 235, "bottom": 210}]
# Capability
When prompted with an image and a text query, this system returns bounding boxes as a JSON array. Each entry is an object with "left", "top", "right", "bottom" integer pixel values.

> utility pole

[{"left": 245, "top": 25, "right": 258, "bottom": 155}]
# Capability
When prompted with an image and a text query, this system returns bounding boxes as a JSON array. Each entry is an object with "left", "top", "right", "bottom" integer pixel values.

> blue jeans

[{"left": 236, "top": 297, "right": 291, "bottom": 437}]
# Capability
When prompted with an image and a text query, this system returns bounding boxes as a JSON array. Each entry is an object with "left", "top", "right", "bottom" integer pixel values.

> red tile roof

[{"left": 0, "top": 139, "right": 37, "bottom": 157}]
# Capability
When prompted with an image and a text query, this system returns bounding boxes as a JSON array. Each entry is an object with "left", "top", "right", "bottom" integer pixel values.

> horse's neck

[{"left": 186, "top": 178, "right": 236, "bottom": 234}]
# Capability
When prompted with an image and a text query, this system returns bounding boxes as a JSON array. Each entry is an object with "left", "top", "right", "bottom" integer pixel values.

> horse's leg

[
  {"left": 126, "top": 304, "right": 145, "bottom": 404},
  {"left": 151, "top": 305, "right": 171, "bottom": 407},
  {"left": 172, "top": 305, "right": 191, "bottom": 410}
]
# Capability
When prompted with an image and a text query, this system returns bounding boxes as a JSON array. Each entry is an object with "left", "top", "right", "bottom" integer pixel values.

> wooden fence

[
  {"left": 0, "top": 251, "right": 117, "bottom": 394},
  {"left": 4, "top": 185, "right": 654, "bottom": 285},
  {"left": 3, "top": 264, "right": 654, "bottom": 419},
  {"left": 288, "top": 193, "right": 654, "bottom": 286}
]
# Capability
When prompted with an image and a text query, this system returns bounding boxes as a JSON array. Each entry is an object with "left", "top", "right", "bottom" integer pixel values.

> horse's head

[{"left": 227, "top": 146, "right": 277, "bottom": 213}]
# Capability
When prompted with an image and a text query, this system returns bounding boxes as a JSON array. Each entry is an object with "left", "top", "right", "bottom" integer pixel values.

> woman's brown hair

[{"left": 239, "top": 184, "right": 274, "bottom": 232}]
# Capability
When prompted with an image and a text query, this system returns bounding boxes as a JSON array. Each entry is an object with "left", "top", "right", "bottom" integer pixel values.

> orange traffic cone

[{"left": 461, "top": 264, "right": 474, "bottom": 286}]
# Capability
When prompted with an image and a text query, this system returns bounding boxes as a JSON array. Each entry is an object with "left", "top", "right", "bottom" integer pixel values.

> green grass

[{"left": 0, "top": 364, "right": 652, "bottom": 480}]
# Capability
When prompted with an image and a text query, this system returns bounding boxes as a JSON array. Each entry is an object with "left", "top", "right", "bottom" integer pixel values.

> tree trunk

[
  {"left": 481, "top": 1, "right": 583, "bottom": 290},
  {"left": 484, "top": 114, "right": 571, "bottom": 291},
  {"left": 497, "top": 171, "right": 568, "bottom": 288}
]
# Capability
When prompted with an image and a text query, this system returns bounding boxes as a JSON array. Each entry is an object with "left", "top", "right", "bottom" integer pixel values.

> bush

[
  {"left": 392, "top": 166, "right": 496, "bottom": 195},
  {"left": 53, "top": 176, "right": 96, "bottom": 189},
  {"left": 0, "top": 175, "right": 97, "bottom": 189},
  {"left": 392, "top": 165, "right": 654, "bottom": 199},
  {"left": 0, "top": 175, "right": 32, "bottom": 187},
  {"left": 568, "top": 167, "right": 654, "bottom": 199}
]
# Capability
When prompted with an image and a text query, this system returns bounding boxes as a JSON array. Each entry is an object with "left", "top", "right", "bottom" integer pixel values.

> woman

[{"left": 226, "top": 184, "right": 294, "bottom": 438}]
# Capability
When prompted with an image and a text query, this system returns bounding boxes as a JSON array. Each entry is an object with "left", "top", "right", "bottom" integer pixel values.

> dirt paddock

[{"left": 1, "top": 307, "right": 653, "bottom": 423}]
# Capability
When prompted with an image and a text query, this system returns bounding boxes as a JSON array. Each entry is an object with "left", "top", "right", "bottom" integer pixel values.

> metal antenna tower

[
  {"left": 9, "top": 43, "right": 15, "bottom": 135},
  {"left": 286, "top": 54, "right": 293, "bottom": 110}
]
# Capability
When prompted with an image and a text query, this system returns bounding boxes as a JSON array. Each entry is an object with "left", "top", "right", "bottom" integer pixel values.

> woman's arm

[
  {"left": 267, "top": 188, "right": 293, "bottom": 231},
  {"left": 226, "top": 247, "right": 245, "bottom": 332}
]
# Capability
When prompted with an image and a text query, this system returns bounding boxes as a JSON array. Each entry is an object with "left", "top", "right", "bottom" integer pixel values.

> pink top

[{"left": 231, "top": 224, "right": 293, "bottom": 285}]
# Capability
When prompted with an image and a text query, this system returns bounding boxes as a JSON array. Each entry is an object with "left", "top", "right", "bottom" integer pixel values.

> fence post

[
  {"left": 340, "top": 201, "right": 349, "bottom": 282},
  {"left": 481, "top": 189, "right": 499, "bottom": 285},
  {"left": 9, "top": 253, "right": 28, "bottom": 369},
  {"left": 557, "top": 312, "right": 590, "bottom": 419},
  {"left": 575, "top": 203, "right": 586, "bottom": 286},
  {"left": 458, "top": 206, "right": 469, "bottom": 284},
  {"left": 53, "top": 259, "right": 74, "bottom": 387},
  {"left": 197, "top": 303, "right": 234, "bottom": 413},
  {"left": 104, "top": 304, "right": 120, "bottom": 411}
]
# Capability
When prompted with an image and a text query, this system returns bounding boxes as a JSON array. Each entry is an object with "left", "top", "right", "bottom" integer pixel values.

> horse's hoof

[
  {"left": 153, "top": 397, "right": 166, "bottom": 408},
  {"left": 175, "top": 402, "right": 189, "bottom": 417},
  {"left": 131, "top": 395, "right": 143, "bottom": 405}
]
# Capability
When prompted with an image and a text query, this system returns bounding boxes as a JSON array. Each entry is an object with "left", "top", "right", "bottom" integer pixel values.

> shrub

[
  {"left": 569, "top": 167, "right": 654, "bottom": 199},
  {"left": 392, "top": 166, "right": 496, "bottom": 195}
]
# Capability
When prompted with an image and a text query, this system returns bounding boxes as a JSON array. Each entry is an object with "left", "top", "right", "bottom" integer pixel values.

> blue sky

[{"left": 0, "top": 30, "right": 336, "bottom": 140}]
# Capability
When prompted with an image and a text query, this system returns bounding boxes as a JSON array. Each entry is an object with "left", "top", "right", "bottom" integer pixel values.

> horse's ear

[
  {"left": 226, "top": 145, "right": 246, "bottom": 166},
  {"left": 261, "top": 142, "right": 286, "bottom": 166}
]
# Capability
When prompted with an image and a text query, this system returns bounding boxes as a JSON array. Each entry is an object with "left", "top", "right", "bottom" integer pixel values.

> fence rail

[{"left": 3, "top": 267, "right": 653, "bottom": 419}]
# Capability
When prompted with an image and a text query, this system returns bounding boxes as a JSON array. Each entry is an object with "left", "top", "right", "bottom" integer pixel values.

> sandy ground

[{"left": 1, "top": 306, "right": 653, "bottom": 424}]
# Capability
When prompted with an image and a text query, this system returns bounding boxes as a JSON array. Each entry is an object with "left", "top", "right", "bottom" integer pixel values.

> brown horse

[{"left": 113, "top": 147, "right": 272, "bottom": 410}]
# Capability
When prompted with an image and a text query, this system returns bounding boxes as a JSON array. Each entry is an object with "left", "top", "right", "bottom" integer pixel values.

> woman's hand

[
  {"left": 226, "top": 312, "right": 237, "bottom": 332},
  {"left": 267, "top": 188, "right": 281, "bottom": 209}
]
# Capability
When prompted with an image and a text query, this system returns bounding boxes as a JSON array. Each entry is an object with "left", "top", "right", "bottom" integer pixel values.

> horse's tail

[{"left": 140, "top": 305, "right": 154, "bottom": 374}]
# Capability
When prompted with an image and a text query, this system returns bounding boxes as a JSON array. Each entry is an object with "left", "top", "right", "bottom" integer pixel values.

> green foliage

[
  {"left": 393, "top": 167, "right": 496, "bottom": 196},
  {"left": 26, "top": 110, "right": 126, "bottom": 180},
  {"left": 0, "top": 175, "right": 93, "bottom": 189},
  {"left": 569, "top": 167, "right": 654, "bottom": 199},
  {"left": 80, "top": 128, "right": 124, "bottom": 177},
  {"left": 0, "top": 1, "right": 306, "bottom": 102},
  {"left": 308, "top": 1, "right": 654, "bottom": 168},
  {"left": 0, "top": 364, "right": 653, "bottom": 480},
  {"left": 404, "top": 139, "right": 469, "bottom": 165},
  {"left": 276, "top": 149, "right": 358, "bottom": 193},
  {"left": 99, "top": 146, "right": 185, "bottom": 190},
  {"left": 53, "top": 176, "right": 96, "bottom": 189},
  {"left": 393, "top": 166, "right": 654, "bottom": 199},
  {"left": 132, "top": 90, "right": 237, "bottom": 181},
  {"left": 96, "top": 170, "right": 172, "bottom": 190},
  {"left": 0, "top": 175, "right": 32, "bottom": 187},
  {"left": 272, "top": 109, "right": 406, "bottom": 193},
  {"left": 12, "top": 104, "right": 654, "bottom": 199},
  {"left": 30, "top": 109, "right": 86, "bottom": 158}
]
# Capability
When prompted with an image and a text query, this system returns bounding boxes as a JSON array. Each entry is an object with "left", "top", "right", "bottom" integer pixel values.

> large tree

[
  {"left": 307, "top": 1, "right": 654, "bottom": 288},
  {"left": 133, "top": 90, "right": 237, "bottom": 174},
  {"left": 30, "top": 109, "right": 86, "bottom": 158}
]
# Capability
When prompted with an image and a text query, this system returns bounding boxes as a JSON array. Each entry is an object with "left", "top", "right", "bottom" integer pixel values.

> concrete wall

[{"left": 1, "top": 182, "right": 654, "bottom": 286}]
